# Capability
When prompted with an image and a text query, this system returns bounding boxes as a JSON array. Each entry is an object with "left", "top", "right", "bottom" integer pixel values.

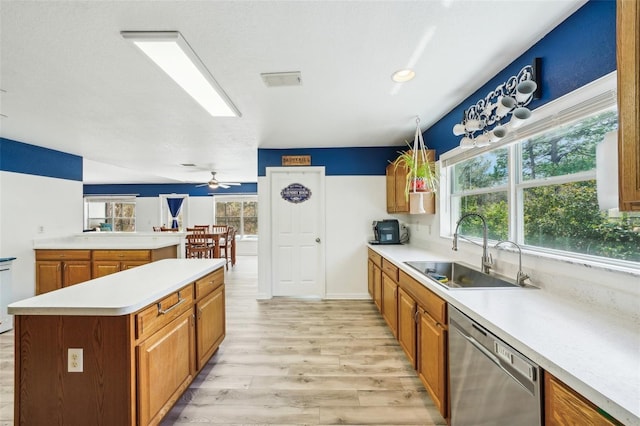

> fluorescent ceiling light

[{"left": 121, "top": 31, "right": 240, "bottom": 117}]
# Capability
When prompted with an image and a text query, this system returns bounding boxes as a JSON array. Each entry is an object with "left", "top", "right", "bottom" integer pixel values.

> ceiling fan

[{"left": 195, "top": 172, "right": 241, "bottom": 189}]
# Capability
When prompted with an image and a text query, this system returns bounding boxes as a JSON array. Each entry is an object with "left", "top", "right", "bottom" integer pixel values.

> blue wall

[
  {"left": 423, "top": 0, "right": 616, "bottom": 157},
  {"left": 0, "top": 137, "right": 83, "bottom": 181},
  {"left": 83, "top": 182, "right": 258, "bottom": 197},
  {"left": 258, "top": 146, "right": 404, "bottom": 177}
]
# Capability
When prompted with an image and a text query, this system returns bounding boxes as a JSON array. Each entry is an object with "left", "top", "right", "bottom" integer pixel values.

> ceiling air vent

[{"left": 261, "top": 72, "right": 302, "bottom": 87}]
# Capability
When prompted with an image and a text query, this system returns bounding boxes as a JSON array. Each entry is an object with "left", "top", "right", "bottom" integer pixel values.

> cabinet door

[
  {"left": 617, "top": 0, "right": 640, "bottom": 211},
  {"left": 92, "top": 261, "right": 121, "bottom": 278},
  {"left": 386, "top": 164, "right": 396, "bottom": 213},
  {"left": 196, "top": 285, "right": 226, "bottom": 370},
  {"left": 121, "top": 260, "right": 148, "bottom": 271},
  {"left": 418, "top": 307, "right": 447, "bottom": 418},
  {"left": 137, "top": 309, "right": 196, "bottom": 426},
  {"left": 372, "top": 263, "right": 382, "bottom": 312},
  {"left": 35, "top": 261, "right": 62, "bottom": 295},
  {"left": 381, "top": 274, "right": 398, "bottom": 337},
  {"left": 367, "top": 259, "right": 374, "bottom": 297},
  {"left": 62, "top": 261, "right": 92, "bottom": 287},
  {"left": 397, "top": 288, "right": 417, "bottom": 368},
  {"left": 394, "top": 164, "right": 409, "bottom": 213},
  {"left": 545, "top": 374, "right": 618, "bottom": 426}
]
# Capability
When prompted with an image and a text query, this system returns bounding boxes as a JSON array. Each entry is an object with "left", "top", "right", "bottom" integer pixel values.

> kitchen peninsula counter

[
  {"left": 9, "top": 258, "right": 227, "bottom": 425},
  {"left": 33, "top": 232, "right": 184, "bottom": 250},
  {"left": 368, "top": 244, "right": 639, "bottom": 426}
]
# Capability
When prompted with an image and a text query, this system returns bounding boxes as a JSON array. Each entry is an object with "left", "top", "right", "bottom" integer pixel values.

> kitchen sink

[{"left": 404, "top": 261, "right": 520, "bottom": 289}]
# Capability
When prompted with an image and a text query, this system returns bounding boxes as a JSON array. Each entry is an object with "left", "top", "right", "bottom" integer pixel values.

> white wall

[
  {"left": 258, "top": 174, "right": 388, "bottom": 299},
  {"left": 0, "top": 171, "right": 83, "bottom": 302}
]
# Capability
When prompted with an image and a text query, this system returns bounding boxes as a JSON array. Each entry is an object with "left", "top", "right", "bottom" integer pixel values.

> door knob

[{"left": 315, "top": 238, "right": 321, "bottom": 243}]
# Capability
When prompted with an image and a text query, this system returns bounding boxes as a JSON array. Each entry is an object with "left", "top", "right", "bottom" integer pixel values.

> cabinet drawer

[
  {"left": 368, "top": 249, "right": 382, "bottom": 267},
  {"left": 382, "top": 258, "right": 399, "bottom": 282},
  {"left": 35, "top": 250, "right": 91, "bottom": 261},
  {"left": 195, "top": 268, "right": 224, "bottom": 299},
  {"left": 93, "top": 250, "right": 151, "bottom": 261},
  {"left": 136, "top": 284, "right": 194, "bottom": 340},
  {"left": 399, "top": 270, "right": 447, "bottom": 325}
]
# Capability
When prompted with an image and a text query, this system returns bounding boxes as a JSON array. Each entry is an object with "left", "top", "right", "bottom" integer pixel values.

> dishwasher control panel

[{"left": 495, "top": 340, "right": 535, "bottom": 381}]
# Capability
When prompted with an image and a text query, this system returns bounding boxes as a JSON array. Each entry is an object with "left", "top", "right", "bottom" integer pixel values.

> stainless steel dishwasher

[{"left": 448, "top": 306, "right": 542, "bottom": 426}]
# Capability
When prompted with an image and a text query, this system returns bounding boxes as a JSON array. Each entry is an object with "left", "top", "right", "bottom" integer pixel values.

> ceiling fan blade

[
  {"left": 219, "top": 183, "right": 230, "bottom": 189},
  {"left": 195, "top": 183, "right": 209, "bottom": 187},
  {"left": 221, "top": 182, "right": 241, "bottom": 186}
]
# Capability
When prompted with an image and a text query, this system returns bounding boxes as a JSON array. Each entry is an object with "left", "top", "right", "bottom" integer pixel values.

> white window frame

[
  {"left": 84, "top": 195, "right": 137, "bottom": 232},
  {"left": 439, "top": 72, "right": 639, "bottom": 270},
  {"left": 213, "top": 195, "right": 258, "bottom": 240}
]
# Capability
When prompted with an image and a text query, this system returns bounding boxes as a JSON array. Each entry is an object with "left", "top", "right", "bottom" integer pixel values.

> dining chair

[
  {"left": 211, "top": 225, "right": 230, "bottom": 269},
  {"left": 185, "top": 233, "right": 212, "bottom": 258},
  {"left": 218, "top": 226, "right": 236, "bottom": 269}
]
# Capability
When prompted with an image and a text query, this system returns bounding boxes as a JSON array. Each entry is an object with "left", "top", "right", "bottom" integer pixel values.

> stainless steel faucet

[
  {"left": 494, "top": 240, "right": 529, "bottom": 286},
  {"left": 452, "top": 212, "right": 493, "bottom": 274}
]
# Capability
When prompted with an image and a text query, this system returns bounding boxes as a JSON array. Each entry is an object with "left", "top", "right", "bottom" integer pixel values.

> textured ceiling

[{"left": 0, "top": 0, "right": 586, "bottom": 184}]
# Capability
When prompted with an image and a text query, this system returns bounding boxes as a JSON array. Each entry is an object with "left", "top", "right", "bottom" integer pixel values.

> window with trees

[
  {"left": 214, "top": 196, "right": 257, "bottom": 238},
  {"left": 84, "top": 196, "right": 136, "bottom": 231},
  {"left": 448, "top": 97, "right": 640, "bottom": 266}
]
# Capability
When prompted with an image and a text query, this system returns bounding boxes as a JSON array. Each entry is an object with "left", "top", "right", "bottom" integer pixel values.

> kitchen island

[
  {"left": 33, "top": 233, "right": 182, "bottom": 294},
  {"left": 368, "top": 244, "right": 639, "bottom": 425},
  {"left": 9, "top": 258, "right": 226, "bottom": 425}
]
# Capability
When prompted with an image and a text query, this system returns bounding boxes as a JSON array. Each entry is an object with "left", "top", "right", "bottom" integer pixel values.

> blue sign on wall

[{"left": 281, "top": 183, "right": 312, "bottom": 204}]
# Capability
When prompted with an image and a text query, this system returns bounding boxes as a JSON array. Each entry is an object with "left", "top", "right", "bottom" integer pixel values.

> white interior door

[{"left": 270, "top": 167, "right": 325, "bottom": 297}]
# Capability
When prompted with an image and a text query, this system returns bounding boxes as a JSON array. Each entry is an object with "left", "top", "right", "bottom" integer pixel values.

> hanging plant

[{"left": 392, "top": 118, "right": 439, "bottom": 200}]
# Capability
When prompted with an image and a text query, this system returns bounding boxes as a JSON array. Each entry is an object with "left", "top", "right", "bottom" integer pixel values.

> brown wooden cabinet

[
  {"left": 137, "top": 307, "right": 196, "bottom": 425},
  {"left": 417, "top": 305, "right": 447, "bottom": 417},
  {"left": 381, "top": 259, "right": 399, "bottom": 337},
  {"left": 545, "top": 373, "right": 620, "bottom": 425},
  {"left": 398, "top": 269, "right": 448, "bottom": 419},
  {"left": 386, "top": 150, "right": 436, "bottom": 214},
  {"left": 35, "top": 246, "right": 177, "bottom": 294},
  {"left": 617, "top": 0, "right": 640, "bottom": 211},
  {"left": 397, "top": 287, "right": 417, "bottom": 367},
  {"left": 93, "top": 247, "right": 176, "bottom": 278},
  {"left": 35, "top": 250, "right": 92, "bottom": 294},
  {"left": 194, "top": 269, "right": 226, "bottom": 370},
  {"left": 367, "top": 249, "right": 382, "bottom": 312},
  {"left": 381, "top": 273, "right": 398, "bottom": 337}
]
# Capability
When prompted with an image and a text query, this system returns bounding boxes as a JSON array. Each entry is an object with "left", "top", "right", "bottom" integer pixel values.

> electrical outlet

[{"left": 68, "top": 348, "right": 83, "bottom": 372}]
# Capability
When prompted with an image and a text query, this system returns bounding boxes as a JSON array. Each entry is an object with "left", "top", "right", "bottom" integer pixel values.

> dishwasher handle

[{"left": 452, "top": 325, "right": 537, "bottom": 396}]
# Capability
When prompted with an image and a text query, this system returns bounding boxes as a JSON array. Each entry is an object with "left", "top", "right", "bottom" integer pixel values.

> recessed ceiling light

[
  {"left": 391, "top": 69, "right": 416, "bottom": 83},
  {"left": 121, "top": 31, "right": 241, "bottom": 118}
]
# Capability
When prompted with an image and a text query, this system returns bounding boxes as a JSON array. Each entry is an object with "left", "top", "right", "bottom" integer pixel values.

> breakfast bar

[{"left": 8, "top": 258, "right": 226, "bottom": 425}]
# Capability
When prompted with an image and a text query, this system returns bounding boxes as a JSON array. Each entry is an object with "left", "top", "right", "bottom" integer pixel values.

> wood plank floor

[{"left": 0, "top": 256, "right": 446, "bottom": 425}]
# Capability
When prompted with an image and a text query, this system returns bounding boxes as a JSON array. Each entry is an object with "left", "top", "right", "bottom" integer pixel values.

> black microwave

[{"left": 372, "top": 219, "right": 400, "bottom": 244}]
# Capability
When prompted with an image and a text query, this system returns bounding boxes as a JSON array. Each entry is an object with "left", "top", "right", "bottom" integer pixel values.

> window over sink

[{"left": 442, "top": 73, "right": 640, "bottom": 267}]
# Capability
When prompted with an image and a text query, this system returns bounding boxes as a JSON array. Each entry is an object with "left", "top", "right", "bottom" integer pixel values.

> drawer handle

[{"left": 157, "top": 291, "right": 185, "bottom": 315}]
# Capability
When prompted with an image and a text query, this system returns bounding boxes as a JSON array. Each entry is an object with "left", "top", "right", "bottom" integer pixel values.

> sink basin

[{"left": 404, "top": 261, "right": 519, "bottom": 289}]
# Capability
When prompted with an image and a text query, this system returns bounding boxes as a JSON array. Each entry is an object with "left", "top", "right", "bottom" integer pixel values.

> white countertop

[
  {"left": 8, "top": 258, "right": 225, "bottom": 316},
  {"left": 369, "top": 244, "right": 640, "bottom": 426},
  {"left": 33, "top": 233, "right": 183, "bottom": 250}
]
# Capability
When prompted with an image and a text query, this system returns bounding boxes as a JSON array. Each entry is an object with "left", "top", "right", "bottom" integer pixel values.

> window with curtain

[
  {"left": 160, "top": 194, "right": 188, "bottom": 230},
  {"left": 445, "top": 78, "right": 640, "bottom": 267},
  {"left": 84, "top": 196, "right": 136, "bottom": 231},
  {"left": 214, "top": 195, "right": 257, "bottom": 238}
]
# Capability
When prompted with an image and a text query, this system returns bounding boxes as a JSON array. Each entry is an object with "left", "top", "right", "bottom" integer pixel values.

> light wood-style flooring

[{"left": 0, "top": 256, "right": 445, "bottom": 425}]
